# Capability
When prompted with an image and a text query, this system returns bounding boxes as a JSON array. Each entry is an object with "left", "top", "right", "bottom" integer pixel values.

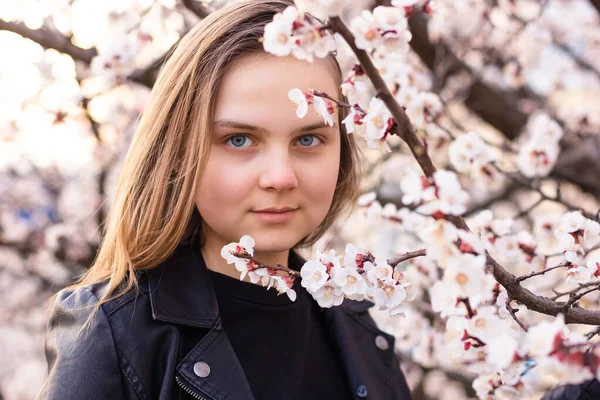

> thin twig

[
  {"left": 235, "top": 254, "right": 301, "bottom": 277},
  {"left": 551, "top": 281, "right": 600, "bottom": 301},
  {"left": 387, "top": 249, "right": 427, "bottom": 268},
  {"left": 516, "top": 263, "right": 569, "bottom": 283},
  {"left": 565, "top": 284, "right": 600, "bottom": 308},
  {"left": 586, "top": 326, "right": 600, "bottom": 340},
  {"left": 506, "top": 297, "right": 528, "bottom": 332},
  {"left": 512, "top": 196, "right": 545, "bottom": 220}
]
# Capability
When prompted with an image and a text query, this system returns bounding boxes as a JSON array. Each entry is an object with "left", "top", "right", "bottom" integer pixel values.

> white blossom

[
  {"left": 312, "top": 282, "right": 344, "bottom": 307},
  {"left": 373, "top": 279, "right": 407, "bottom": 309},
  {"left": 288, "top": 88, "right": 309, "bottom": 118},
  {"left": 263, "top": 14, "right": 295, "bottom": 56},
  {"left": 517, "top": 138, "right": 560, "bottom": 178},
  {"left": 442, "top": 255, "right": 488, "bottom": 299},
  {"left": 350, "top": 10, "right": 383, "bottom": 50},
  {"left": 448, "top": 132, "right": 495, "bottom": 173},
  {"left": 269, "top": 275, "right": 297, "bottom": 301},
  {"left": 417, "top": 170, "right": 469, "bottom": 216},
  {"left": 312, "top": 96, "right": 334, "bottom": 126},
  {"left": 524, "top": 314, "right": 566, "bottom": 357},
  {"left": 362, "top": 97, "right": 393, "bottom": 152},
  {"left": 295, "top": 0, "right": 345, "bottom": 18},
  {"left": 566, "top": 265, "right": 592, "bottom": 284},
  {"left": 333, "top": 266, "right": 368, "bottom": 296},
  {"left": 341, "top": 107, "right": 366, "bottom": 136},
  {"left": 557, "top": 211, "right": 586, "bottom": 235},
  {"left": 586, "top": 254, "right": 600, "bottom": 276},
  {"left": 486, "top": 333, "right": 519, "bottom": 370},
  {"left": 220, "top": 235, "right": 256, "bottom": 280},
  {"left": 300, "top": 259, "right": 329, "bottom": 292}
]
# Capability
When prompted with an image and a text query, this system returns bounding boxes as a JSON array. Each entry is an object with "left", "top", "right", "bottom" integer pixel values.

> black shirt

[{"left": 208, "top": 258, "right": 352, "bottom": 400}]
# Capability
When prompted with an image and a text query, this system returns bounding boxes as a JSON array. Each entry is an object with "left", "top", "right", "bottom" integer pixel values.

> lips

[
  {"left": 251, "top": 208, "right": 298, "bottom": 223},
  {"left": 253, "top": 207, "right": 297, "bottom": 213}
]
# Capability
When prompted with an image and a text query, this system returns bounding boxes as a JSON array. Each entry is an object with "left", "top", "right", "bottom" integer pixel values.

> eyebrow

[{"left": 213, "top": 119, "right": 338, "bottom": 134}]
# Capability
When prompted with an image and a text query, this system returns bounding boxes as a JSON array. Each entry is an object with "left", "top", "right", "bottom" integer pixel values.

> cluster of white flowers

[
  {"left": 90, "top": 35, "right": 140, "bottom": 79},
  {"left": 340, "top": 64, "right": 368, "bottom": 98},
  {"left": 468, "top": 210, "right": 548, "bottom": 277},
  {"left": 401, "top": 169, "right": 470, "bottom": 217},
  {"left": 221, "top": 235, "right": 298, "bottom": 301},
  {"left": 417, "top": 220, "right": 497, "bottom": 316},
  {"left": 400, "top": 90, "right": 443, "bottom": 129},
  {"left": 304, "top": 244, "right": 417, "bottom": 314},
  {"left": 343, "top": 97, "right": 396, "bottom": 152},
  {"left": 517, "top": 113, "right": 564, "bottom": 178},
  {"left": 448, "top": 132, "right": 498, "bottom": 183},
  {"left": 289, "top": 88, "right": 397, "bottom": 152},
  {"left": 446, "top": 307, "right": 600, "bottom": 397},
  {"left": 288, "top": 88, "right": 335, "bottom": 126},
  {"left": 350, "top": 6, "right": 413, "bottom": 56},
  {"left": 554, "top": 211, "right": 600, "bottom": 284},
  {"left": 356, "top": 191, "right": 430, "bottom": 231},
  {"left": 221, "top": 236, "right": 415, "bottom": 315},
  {"left": 262, "top": 5, "right": 336, "bottom": 62}
]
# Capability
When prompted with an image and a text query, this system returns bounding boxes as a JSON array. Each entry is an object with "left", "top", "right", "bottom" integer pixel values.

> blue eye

[
  {"left": 297, "top": 134, "right": 322, "bottom": 147},
  {"left": 226, "top": 134, "right": 254, "bottom": 148}
]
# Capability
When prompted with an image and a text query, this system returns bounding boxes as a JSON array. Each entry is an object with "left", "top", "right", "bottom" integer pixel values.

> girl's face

[{"left": 195, "top": 53, "right": 341, "bottom": 255}]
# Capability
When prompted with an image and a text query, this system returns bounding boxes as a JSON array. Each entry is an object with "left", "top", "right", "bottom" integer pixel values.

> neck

[{"left": 200, "top": 235, "right": 290, "bottom": 283}]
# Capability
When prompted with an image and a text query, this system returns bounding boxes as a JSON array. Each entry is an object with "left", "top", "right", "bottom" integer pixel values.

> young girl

[{"left": 37, "top": 0, "right": 412, "bottom": 399}]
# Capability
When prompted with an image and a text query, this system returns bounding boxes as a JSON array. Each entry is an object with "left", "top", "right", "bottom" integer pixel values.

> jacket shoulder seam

[{"left": 100, "top": 283, "right": 148, "bottom": 318}]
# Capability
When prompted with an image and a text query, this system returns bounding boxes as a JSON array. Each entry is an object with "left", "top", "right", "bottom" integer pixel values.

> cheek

[
  {"left": 301, "top": 150, "right": 341, "bottom": 208},
  {"left": 195, "top": 151, "right": 253, "bottom": 212}
]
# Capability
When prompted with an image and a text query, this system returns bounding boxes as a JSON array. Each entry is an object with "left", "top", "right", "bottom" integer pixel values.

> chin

[{"left": 249, "top": 231, "right": 306, "bottom": 253}]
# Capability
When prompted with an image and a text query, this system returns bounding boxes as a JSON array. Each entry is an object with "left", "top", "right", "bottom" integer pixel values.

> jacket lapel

[
  {"left": 175, "top": 319, "right": 256, "bottom": 400},
  {"left": 146, "top": 245, "right": 254, "bottom": 400}
]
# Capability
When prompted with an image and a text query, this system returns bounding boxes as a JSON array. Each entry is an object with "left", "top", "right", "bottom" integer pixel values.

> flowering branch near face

[
  {"left": 221, "top": 235, "right": 425, "bottom": 312},
  {"left": 256, "top": 1, "right": 600, "bottom": 397}
]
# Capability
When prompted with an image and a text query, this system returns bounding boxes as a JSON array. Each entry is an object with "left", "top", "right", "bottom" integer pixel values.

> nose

[{"left": 258, "top": 149, "right": 298, "bottom": 192}]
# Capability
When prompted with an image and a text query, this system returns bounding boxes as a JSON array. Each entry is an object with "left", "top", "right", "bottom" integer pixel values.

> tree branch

[
  {"left": 387, "top": 249, "right": 427, "bottom": 268},
  {"left": 407, "top": 12, "right": 528, "bottom": 140},
  {"left": 516, "top": 263, "right": 569, "bottom": 283},
  {"left": 329, "top": 15, "right": 600, "bottom": 325},
  {"left": 0, "top": 19, "right": 97, "bottom": 63},
  {"left": 181, "top": 0, "right": 212, "bottom": 19},
  {"left": 406, "top": 10, "right": 600, "bottom": 198}
]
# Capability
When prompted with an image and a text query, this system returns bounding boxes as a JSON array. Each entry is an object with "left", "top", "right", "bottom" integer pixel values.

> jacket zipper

[{"left": 176, "top": 374, "right": 210, "bottom": 400}]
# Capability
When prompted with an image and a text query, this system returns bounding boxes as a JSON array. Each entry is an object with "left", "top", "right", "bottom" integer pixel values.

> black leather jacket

[{"left": 37, "top": 245, "right": 413, "bottom": 400}]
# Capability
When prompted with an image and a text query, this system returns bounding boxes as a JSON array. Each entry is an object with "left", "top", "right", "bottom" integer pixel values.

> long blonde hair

[{"left": 62, "top": 0, "right": 362, "bottom": 313}]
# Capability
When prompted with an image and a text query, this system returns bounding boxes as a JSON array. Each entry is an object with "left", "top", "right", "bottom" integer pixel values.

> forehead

[{"left": 213, "top": 53, "right": 340, "bottom": 128}]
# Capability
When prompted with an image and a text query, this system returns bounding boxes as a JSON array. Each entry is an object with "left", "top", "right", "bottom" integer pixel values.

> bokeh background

[{"left": 1, "top": 0, "right": 600, "bottom": 399}]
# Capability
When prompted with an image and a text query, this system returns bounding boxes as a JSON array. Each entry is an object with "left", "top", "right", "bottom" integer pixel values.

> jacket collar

[
  {"left": 146, "top": 243, "right": 220, "bottom": 328},
  {"left": 145, "top": 243, "right": 313, "bottom": 328}
]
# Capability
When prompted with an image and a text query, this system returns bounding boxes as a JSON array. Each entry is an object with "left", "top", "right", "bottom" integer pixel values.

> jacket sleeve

[
  {"left": 541, "top": 379, "right": 600, "bottom": 400},
  {"left": 37, "top": 286, "right": 125, "bottom": 400}
]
